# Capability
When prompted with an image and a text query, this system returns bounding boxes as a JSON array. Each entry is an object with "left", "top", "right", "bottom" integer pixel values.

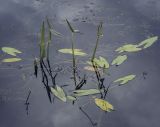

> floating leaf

[
  {"left": 40, "top": 21, "right": 46, "bottom": 59},
  {"left": 95, "top": 98, "right": 114, "bottom": 112},
  {"left": 87, "top": 56, "right": 109, "bottom": 68},
  {"left": 2, "top": 47, "right": 22, "bottom": 56},
  {"left": 67, "top": 96, "right": 77, "bottom": 101},
  {"left": 73, "top": 89, "right": 100, "bottom": 97},
  {"left": 138, "top": 36, "right": 158, "bottom": 49},
  {"left": 111, "top": 55, "right": 127, "bottom": 66},
  {"left": 114, "top": 74, "right": 136, "bottom": 85},
  {"left": 58, "top": 49, "right": 87, "bottom": 56},
  {"left": 50, "top": 85, "right": 66, "bottom": 102},
  {"left": 84, "top": 66, "right": 96, "bottom": 71},
  {"left": 2, "top": 58, "right": 22, "bottom": 62},
  {"left": 116, "top": 44, "right": 141, "bottom": 53}
]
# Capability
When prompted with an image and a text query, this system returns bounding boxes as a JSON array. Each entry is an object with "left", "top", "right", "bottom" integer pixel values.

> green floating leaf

[
  {"left": 67, "top": 95, "right": 77, "bottom": 101},
  {"left": 138, "top": 36, "right": 158, "bottom": 49},
  {"left": 58, "top": 49, "right": 87, "bottom": 56},
  {"left": 114, "top": 74, "right": 136, "bottom": 85},
  {"left": 87, "top": 56, "right": 109, "bottom": 68},
  {"left": 95, "top": 98, "right": 114, "bottom": 112},
  {"left": 50, "top": 85, "right": 66, "bottom": 102},
  {"left": 73, "top": 89, "right": 100, "bottom": 97},
  {"left": 2, "top": 47, "right": 22, "bottom": 56},
  {"left": 40, "top": 21, "right": 46, "bottom": 59},
  {"left": 116, "top": 44, "right": 141, "bottom": 53},
  {"left": 2, "top": 58, "right": 22, "bottom": 62},
  {"left": 111, "top": 55, "right": 127, "bottom": 66}
]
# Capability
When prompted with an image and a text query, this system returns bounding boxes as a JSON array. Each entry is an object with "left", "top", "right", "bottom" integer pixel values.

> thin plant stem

[
  {"left": 91, "top": 35, "right": 100, "bottom": 61},
  {"left": 71, "top": 32, "right": 77, "bottom": 87},
  {"left": 79, "top": 107, "right": 97, "bottom": 127}
]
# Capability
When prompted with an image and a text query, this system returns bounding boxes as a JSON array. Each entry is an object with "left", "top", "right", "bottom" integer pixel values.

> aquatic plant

[{"left": 0, "top": 18, "right": 158, "bottom": 127}]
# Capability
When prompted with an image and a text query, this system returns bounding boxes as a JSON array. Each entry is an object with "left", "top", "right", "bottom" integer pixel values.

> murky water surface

[{"left": 0, "top": 0, "right": 160, "bottom": 127}]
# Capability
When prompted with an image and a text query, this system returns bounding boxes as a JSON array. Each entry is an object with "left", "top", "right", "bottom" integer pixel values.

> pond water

[{"left": 0, "top": 0, "right": 160, "bottom": 127}]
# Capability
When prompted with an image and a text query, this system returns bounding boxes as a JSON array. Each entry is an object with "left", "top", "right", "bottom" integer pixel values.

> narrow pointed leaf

[
  {"left": 111, "top": 55, "right": 127, "bottom": 66},
  {"left": 116, "top": 44, "right": 141, "bottom": 53},
  {"left": 138, "top": 36, "right": 158, "bottom": 49},
  {"left": 95, "top": 98, "right": 114, "bottom": 112},
  {"left": 58, "top": 49, "right": 87, "bottom": 56},
  {"left": 2, "top": 58, "right": 22, "bottom": 62},
  {"left": 73, "top": 89, "right": 100, "bottom": 96},
  {"left": 114, "top": 74, "right": 136, "bottom": 85},
  {"left": 2, "top": 47, "right": 22, "bottom": 56},
  {"left": 67, "top": 96, "right": 77, "bottom": 101}
]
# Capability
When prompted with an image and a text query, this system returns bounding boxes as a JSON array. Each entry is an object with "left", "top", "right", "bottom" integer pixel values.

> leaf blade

[
  {"left": 2, "top": 47, "right": 22, "bottom": 56},
  {"left": 95, "top": 98, "right": 114, "bottom": 112},
  {"left": 114, "top": 74, "right": 136, "bottom": 85},
  {"left": 2, "top": 58, "right": 22, "bottom": 62},
  {"left": 58, "top": 48, "right": 87, "bottom": 56},
  {"left": 138, "top": 36, "right": 158, "bottom": 49},
  {"left": 111, "top": 55, "right": 127, "bottom": 66},
  {"left": 73, "top": 89, "right": 100, "bottom": 97}
]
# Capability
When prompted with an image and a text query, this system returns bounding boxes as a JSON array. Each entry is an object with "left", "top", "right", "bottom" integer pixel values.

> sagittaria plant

[
  {"left": 34, "top": 18, "right": 158, "bottom": 126},
  {"left": 0, "top": 17, "right": 158, "bottom": 126}
]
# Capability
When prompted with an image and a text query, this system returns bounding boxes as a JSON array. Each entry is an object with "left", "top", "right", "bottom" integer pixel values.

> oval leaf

[
  {"left": 116, "top": 44, "right": 141, "bottom": 53},
  {"left": 138, "top": 36, "right": 158, "bottom": 49},
  {"left": 2, "top": 58, "right": 22, "bottom": 62},
  {"left": 73, "top": 89, "right": 100, "bottom": 97},
  {"left": 2, "top": 47, "right": 22, "bottom": 56},
  {"left": 95, "top": 98, "right": 114, "bottom": 112},
  {"left": 87, "top": 56, "right": 109, "bottom": 69},
  {"left": 58, "top": 49, "right": 87, "bottom": 56},
  {"left": 114, "top": 74, "right": 136, "bottom": 85},
  {"left": 50, "top": 85, "right": 67, "bottom": 102},
  {"left": 111, "top": 55, "right": 127, "bottom": 66},
  {"left": 67, "top": 96, "right": 77, "bottom": 101}
]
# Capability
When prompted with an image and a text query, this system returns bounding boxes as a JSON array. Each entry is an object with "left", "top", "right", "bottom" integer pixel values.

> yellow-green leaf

[
  {"left": 111, "top": 55, "right": 127, "bottom": 66},
  {"left": 67, "top": 96, "right": 77, "bottom": 101},
  {"left": 95, "top": 98, "right": 114, "bottom": 112},
  {"left": 2, "top": 58, "right": 22, "bottom": 62},
  {"left": 138, "top": 36, "right": 158, "bottom": 49},
  {"left": 116, "top": 44, "right": 141, "bottom": 53},
  {"left": 2, "top": 47, "right": 22, "bottom": 56},
  {"left": 58, "top": 49, "right": 87, "bottom": 56},
  {"left": 87, "top": 56, "right": 109, "bottom": 68},
  {"left": 73, "top": 89, "right": 100, "bottom": 97},
  {"left": 50, "top": 85, "right": 66, "bottom": 102},
  {"left": 114, "top": 74, "right": 136, "bottom": 85}
]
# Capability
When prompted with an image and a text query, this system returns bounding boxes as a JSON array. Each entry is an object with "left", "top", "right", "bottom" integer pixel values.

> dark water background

[{"left": 0, "top": 0, "right": 160, "bottom": 127}]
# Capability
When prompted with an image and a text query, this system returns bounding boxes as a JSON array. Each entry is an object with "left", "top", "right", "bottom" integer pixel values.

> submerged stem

[{"left": 71, "top": 32, "right": 77, "bottom": 87}]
